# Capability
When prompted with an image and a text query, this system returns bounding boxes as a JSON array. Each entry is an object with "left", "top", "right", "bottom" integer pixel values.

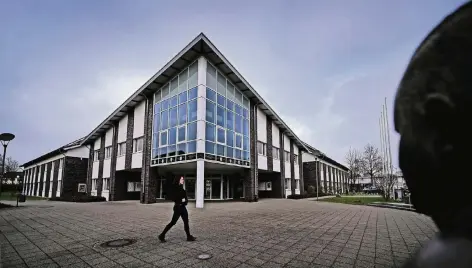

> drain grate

[
  {"left": 197, "top": 254, "right": 212, "bottom": 260},
  {"left": 99, "top": 238, "right": 137, "bottom": 248}
]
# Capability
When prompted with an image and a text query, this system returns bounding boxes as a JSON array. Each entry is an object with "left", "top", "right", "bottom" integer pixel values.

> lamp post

[{"left": 0, "top": 133, "right": 15, "bottom": 194}]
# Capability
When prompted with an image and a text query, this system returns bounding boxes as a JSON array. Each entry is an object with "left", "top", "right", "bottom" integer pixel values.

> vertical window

[
  {"left": 161, "top": 110, "right": 169, "bottom": 130},
  {"left": 188, "top": 99, "right": 197, "bottom": 122},
  {"left": 273, "top": 147, "right": 279, "bottom": 160},
  {"left": 206, "top": 123, "right": 216, "bottom": 142},
  {"left": 177, "top": 126, "right": 186, "bottom": 143},
  {"left": 105, "top": 146, "right": 112, "bottom": 159},
  {"left": 189, "top": 86, "right": 198, "bottom": 100},
  {"left": 206, "top": 87, "right": 216, "bottom": 102},
  {"left": 178, "top": 69, "right": 188, "bottom": 93},
  {"left": 235, "top": 134, "right": 242, "bottom": 149},
  {"left": 118, "top": 142, "right": 126, "bottom": 156},
  {"left": 226, "top": 110, "right": 234, "bottom": 130},
  {"left": 257, "top": 142, "right": 266, "bottom": 156},
  {"left": 217, "top": 127, "right": 225, "bottom": 144},
  {"left": 169, "top": 127, "right": 177, "bottom": 145},
  {"left": 226, "top": 130, "right": 234, "bottom": 147},
  {"left": 206, "top": 65, "right": 217, "bottom": 90},
  {"left": 187, "top": 122, "right": 197, "bottom": 141},
  {"left": 169, "top": 107, "right": 178, "bottom": 128},
  {"left": 206, "top": 100, "right": 216, "bottom": 123},
  {"left": 160, "top": 131, "right": 168, "bottom": 146},
  {"left": 217, "top": 72, "right": 226, "bottom": 96},
  {"left": 285, "top": 151, "right": 290, "bottom": 162},
  {"left": 133, "top": 137, "right": 144, "bottom": 153},
  {"left": 103, "top": 178, "right": 110, "bottom": 191},
  {"left": 243, "top": 136, "right": 249, "bottom": 151},
  {"left": 178, "top": 104, "right": 187, "bottom": 125},
  {"left": 188, "top": 62, "right": 198, "bottom": 89},
  {"left": 235, "top": 114, "right": 242, "bottom": 134},
  {"left": 216, "top": 105, "right": 225, "bottom": 127},
  {"left": 205, "top": 141, "right": 215, "bottom": 154},
  {"left": 179, "top": 91, "right": 187, "bottom": 104},
  {"left": 294, "top": 154, "right": 298, "bottom": 165},
  {"left": 94, "top": 150, "right": 99, "bottom": 161}
]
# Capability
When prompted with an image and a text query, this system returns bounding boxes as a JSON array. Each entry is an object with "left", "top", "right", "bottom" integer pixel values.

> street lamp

[{"left": 0, "top": 133, "right": 15, "bottom": 194}]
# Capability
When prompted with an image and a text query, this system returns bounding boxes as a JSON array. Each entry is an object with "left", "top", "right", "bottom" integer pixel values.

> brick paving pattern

[{"left": 0, "top": 199, "right": 437, "bottom": 268}]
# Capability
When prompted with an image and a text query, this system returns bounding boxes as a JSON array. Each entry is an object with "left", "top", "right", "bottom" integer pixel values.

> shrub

[
  {"left": 49, "top": 196, "right": 106, "bottom": 202},
  {"left": 307, "top": 185, "right": 316, "bottom": 194},
  {"left": 287, "top": 192, "right": 331, "bottom": 199}
]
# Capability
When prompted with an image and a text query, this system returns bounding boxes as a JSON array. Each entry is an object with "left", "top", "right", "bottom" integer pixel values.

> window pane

[
  {"left": 206, "top": 87, "right": 216, "bottom": 102},
  {"left": 235, "top": 149, "right": 242, "bottom": 159},
  {"left": 153, "top": 134, "right": 159, "bottom": 149},
  {"left": 169, "top": 107, "right": 178, "bottom": 128},
  {"left": 188, "top": 62, "right": 198, "bottom": 89},
  {"left": 243, "top": 151, "right": 250, "bottom": 161},
  {"left": 216, "top": 105, "right": 225, "bottom": 127},
  {"left": 187, "top": 141, "right": 197, "bottom": 153},
  {"left": 170, "top": 77, "right": 178, "bottom": 97},
  {"left": 227, "top": 147, "right": 233, "bottom": 158},
  {"left": 179, "top": 69, "right": 188, "bottom": 93},
  {"left": 178, "top": 126, "right": 186, "bottom": 142},
  {"left": 161, "top": 110, "right": 168, "bottom": 130},
  {"left": 226, "top": 130, "right": 234, "bottom": 147},
  {"left": 243, "top": 136, "right": 249, "bottom": 151},
  {"left": 161, "top": 99, "right": 169, "bottom": 111},
  {"left": 153, "top": 115, "right": 160, "bottom": 134},
  {"left": 160, "top": 131, "right": 168, "bottom": 146},
  {"left": 162, "top": 84, "right": 170, "bottom": 99},
  {"left": 235, "top": 104, "right": 242, "bottom": 115},
  {"left": 187, "top": 122, "right": 197, "bottom": 140},
  {"left": 206, "top": 65, "right": 217, "bottom": 90},
  {"left": 152, "top": 148, "right": 158, "bottom": 158},
  {"left": 154, "top": 103, "right": 160, "bottom": 115},
  {"left": 227, "top": 83, "right": 235, "bottom": 101},
  {"left": 226, "top": 110, "right": 234, "bottom": 130},
  {"left": 170, "top": 95, "right": 178, "bottom": 107},
  {"left": 177, "top": 143, "right": 186, "bottom": 155},
  {"left": 168, "top": 145, "right": 176, "bottom": 156},
  {"left": 243, "top": 119, "right": 249, "bottom": 136},
  {"left": 217, "top": 144, "right": 225, "bottom": 156},
  {"left": 217, "top": 128, "right": 225, "bottom": 143},
  {"left": 242, "top": 108, "right": 248, "bottom": 119},
  {"left": 226, "top": 100, "right": 234, "bottom": 111},
  {"left": 155, "top": 91, "right": 162, "bottom": 102},
  {"left": 159, "top": 146, "right": 167, "bottom": 158},
  {"left": 205, "top": 141, "right": 215, "bottom": 154},
  {"left": 236, "top": 134, "right": 242, "bottom": 148},
  {"left": 179, "top": 91, "right": 187, "bottom": 104},
  {"left": 217, "top": 94, "right": 225, "bottom": 106},
  {"left": 188, "top": 99, "right": 197, "bottom": 122},
  {"left": 243, "top": 97, "right": 249, "bottom": 109},
  {"left": 206, "top": 100, "right": 216, "bottom": 123},
  {"left": 178, "top": 104, "right": 187, "bottom": 125},
  {"left": 235, "top": 90, "right": 243, "bottom": 105},
  {"left": 217, "top": 72, "right": 226, "bottom": 95},
  {"left": 235, "top": 114, "right": 242, "bottom": 133},
  {"left": 189, "top": 87, "right": 198, "bottom": 99},
  {"left": 169, "top": 127, "right": 177, "bottom": 145},
  {"left": 206, "top": 123, "right": 215, "bottom": 142}
]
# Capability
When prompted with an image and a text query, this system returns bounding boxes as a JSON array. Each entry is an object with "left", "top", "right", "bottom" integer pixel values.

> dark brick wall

[
  {"left": 62, "top": 157, "right": 88, "bottom": 199},
  {"left": 323, "top": 163, "right": 327, "bottom": 192},
  {"left": 279, "top": 131, "right": 285, "bottom": 198},
  {"left": 266, "top": 118, "right": 273, "bottom": 171},
  {"left": 38, "top": 164, "right": 45, "bottom": 196},
  {"left": 141, "top": 97, "right": 157, "bottom": 204},
  {"left": 45, "top": 162, "right": 52, "bottom": 196},
  {"left": 35, "top": 166, "right": 40, "bottom": 195},
  {"left": 97, "top": 135, "right": 105, "bottom": 197},
  {"left": 86, "top": 143, "right": 94, "bottom": 195},
  {"left": 303, "top": 161, "right": 317, "bottom": 190},
  {"left": 290, "top": 140, "right": 295, "bottom": 195},
  {"left": 298, "top": 152, "right": 304, "bottom": 193},
  {"left": 244, "top": 100, "right": 257, "bottom": 202},
  {"left": 329, "top": 166, "right": 333, "bottom": 193},
  {"left": 110, "top": 122, "right": 119, "bottom": 201},
  {"left": 125, "top": 110, "right": 135, "bottom": 170},
  {"left": 115, "top": 171, "right": 141, "bottom": 200},
  {"left": 51, "top": 159, "right": 59, "bottom": 198}
]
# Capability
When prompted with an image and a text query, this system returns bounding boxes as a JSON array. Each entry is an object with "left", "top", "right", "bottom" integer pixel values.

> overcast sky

[{"left": 0, "top": 0, "right": 467, "bottom": 166}]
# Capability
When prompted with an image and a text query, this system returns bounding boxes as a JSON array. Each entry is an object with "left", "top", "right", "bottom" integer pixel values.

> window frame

[
  {"left": 216, "top": 126, "right": 226, "bottom": 145},
  {"left": 132, "top": 137, "right": 144, "bottom": 153},
  {"left": 105, "top": 146, "right": 112, "bottom": 159}
]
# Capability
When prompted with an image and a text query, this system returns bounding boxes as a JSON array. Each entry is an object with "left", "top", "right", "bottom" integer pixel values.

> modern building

[
  {"left": 21, "top": 33, "right": 348, "bottom": 207},
  {"left": 20, "top": 138, "right": 88, "bottom": 199},
  {"left": 302, "top": 143, "right": 349, "bottom": 194}
]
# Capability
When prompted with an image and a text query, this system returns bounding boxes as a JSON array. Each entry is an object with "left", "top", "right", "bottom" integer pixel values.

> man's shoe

[
  {"left": 158, "top": 234, "right": 166, "bottom": 243},
  {"left": 187, "top": 235, "right": 196, "bottom": 241}
]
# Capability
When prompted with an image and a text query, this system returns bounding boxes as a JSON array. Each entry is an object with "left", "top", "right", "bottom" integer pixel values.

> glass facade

[
  {"left": 152, "top": 61, "right": 199, "bottom": 159},
  {"left": 205, "top": 63, "right": 250, "bottom": 162}
]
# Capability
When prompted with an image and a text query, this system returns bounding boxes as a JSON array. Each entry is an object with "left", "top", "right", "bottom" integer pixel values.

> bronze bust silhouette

[{"left": 394, "top": 1, "right": 472, "bottom": 267}]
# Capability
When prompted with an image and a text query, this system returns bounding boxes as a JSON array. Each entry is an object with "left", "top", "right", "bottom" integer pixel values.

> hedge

[{"left": 49, "top": 196, "right": 106, "bottom": 202}]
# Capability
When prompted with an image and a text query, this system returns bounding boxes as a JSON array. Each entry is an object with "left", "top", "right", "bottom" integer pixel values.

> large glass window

[
  {"left": 152, "top": 62, "right": 199, "bottom": 160},
  {"left": 204, "top": 62, "right": 250, "bottom": 163}
]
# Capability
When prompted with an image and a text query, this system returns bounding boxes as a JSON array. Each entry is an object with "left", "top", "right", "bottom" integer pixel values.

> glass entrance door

[{"left": 185, "top": 177, "right": 196, "bottom": 199}]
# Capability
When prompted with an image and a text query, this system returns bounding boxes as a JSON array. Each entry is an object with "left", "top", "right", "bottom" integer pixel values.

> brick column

[
  {"left": 86, "top": 143, "right": 94, "bottom": 195},
  {"left": 290, "top": 140, "right": 295, "bottom": 195},
  {"left": 266, "top": 118, "right": 273, "bottom": 171},
  {"left": 298, "top": 152, "right": 304, "bottom": 193},
  {"left": 51, "top": 160, "right": 59, "bottom": 198},
  {"left": 141, "top": 96, "right": 157, "bottom": 204},
  {"left": 109, "top": 122, "right": 119, "bottom": 201},
  {"left": 125, "top": 110, "right": 135, "bottom": 170},
  {"left": 97, "top": 135, "right": 105, "bottom": 197},
  {"left": 279, "top": 131, "right": 285, "bottom": 198},
  {"left": 245, "top": 100, "right": 258, "bottom": 202},
  {"left": 38, "top": 164, "right": 45, "bottom": 196},
  {"left": 45, "top": 162, "right": 52, "bottom": 197},
  {"left": 323, "top": 163, "right": 327, "bottom": 193}
]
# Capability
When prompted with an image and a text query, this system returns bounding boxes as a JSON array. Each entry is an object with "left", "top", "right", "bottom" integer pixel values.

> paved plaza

[{"left": 0, "top": 199, "right": 437, "bottom": 268}]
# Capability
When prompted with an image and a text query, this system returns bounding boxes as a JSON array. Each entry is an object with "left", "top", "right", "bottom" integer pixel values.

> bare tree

[
  {"left": 345, "top": 148, "right": 362, "bottom": 191},
  {"left": 373, "top": 169, "right": 397, "bottom": 201},
  {"left": 0, "top": 155, "right": 20, "bottom": 173},
  {"left": 361, "top": 144, "right": 383, "bottom": 184}
]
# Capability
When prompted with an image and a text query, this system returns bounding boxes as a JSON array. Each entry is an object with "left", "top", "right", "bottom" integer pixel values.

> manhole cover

[
  {"left": 197, "top": 254, "right": 212, "bottom": 260},
  {"left": 36, "top": 206, "right": 54, "bottom": 208},
  {"left": 99, "top": 238, "right": 137, "bottom": 248}
]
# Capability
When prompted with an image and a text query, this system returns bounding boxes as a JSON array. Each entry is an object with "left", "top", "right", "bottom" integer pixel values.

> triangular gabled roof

[{"left": 79, "top": 33, "right": 308, "bottom": 150}]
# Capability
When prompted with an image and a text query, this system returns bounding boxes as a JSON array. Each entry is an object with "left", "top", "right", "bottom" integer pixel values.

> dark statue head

[{"left": 394, "top": 1, "right": 472, "bottom": 233}]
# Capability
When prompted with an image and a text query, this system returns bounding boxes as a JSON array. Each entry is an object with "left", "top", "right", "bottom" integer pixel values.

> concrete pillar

[{"left": 196, "top": 160, "right": 205, "bottom": 208}]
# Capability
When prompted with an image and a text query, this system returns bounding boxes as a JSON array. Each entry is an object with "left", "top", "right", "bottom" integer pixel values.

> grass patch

[
  {"left": 0, "top": 192, "right": 47, "bottom": 201},
  {"left": 319, "top": 196, "right": 397, "bottom": 205}
]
